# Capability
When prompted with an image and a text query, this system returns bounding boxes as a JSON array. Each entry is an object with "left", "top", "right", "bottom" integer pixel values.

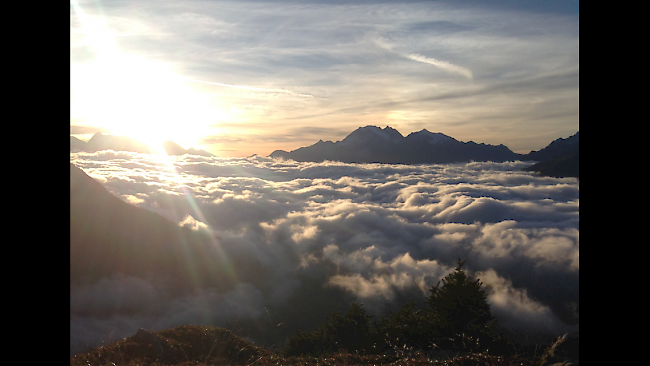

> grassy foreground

[{"left": 70, "top": 325, "right": 577, "bottom": 366}]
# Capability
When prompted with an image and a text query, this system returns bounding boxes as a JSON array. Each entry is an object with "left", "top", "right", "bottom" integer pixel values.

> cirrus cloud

[{"left": 407, "top": 53, "right": 473, "bottom": 80}]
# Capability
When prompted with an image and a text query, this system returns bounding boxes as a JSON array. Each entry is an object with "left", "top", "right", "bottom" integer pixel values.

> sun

[
  {"left": 72, "top": 54, "right": 220, "bottom": 151},
  {"left": 71, "top": 3, "right": 227, "bottom": 152}
]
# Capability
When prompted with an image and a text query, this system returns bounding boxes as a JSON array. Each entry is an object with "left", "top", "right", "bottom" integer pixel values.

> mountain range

[
  {"left": 270, "top": 126, "right": 578, "bottom": 177},
  {"left": 70, "top": 132, "right": 214, "bottom": 157},
  {"left": 70, "top": 127, "right": 579, "bottom": 178}
]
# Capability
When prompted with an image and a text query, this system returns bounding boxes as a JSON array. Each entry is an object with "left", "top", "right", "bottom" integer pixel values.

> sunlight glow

[
  {"left": 71, "top": 55, "right": 226, "bottom": 150},
  {"left": 71, "top": 1, "right": 239, "bottom": 293},
  {"left": 70, "top": 0, "right": 230, "bottom": 150}
]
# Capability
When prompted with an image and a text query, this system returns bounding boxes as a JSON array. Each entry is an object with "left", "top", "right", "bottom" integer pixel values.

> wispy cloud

[
  {"left": 406, "top": 53, "right": 473, "bottom": 80},
  {"left": 182, "top": 78, "right": 314, "bottom": 98},
  {"left": 370, "top": 35, "right": 473, "bottom": 79}
]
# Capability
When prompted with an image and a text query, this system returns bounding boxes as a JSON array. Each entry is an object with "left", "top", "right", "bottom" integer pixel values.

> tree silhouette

[
  {"left": 322, "top": 302, "right": 373, "bottom": 353},
  {"left": 284, "top": 260, "right": 505, "bottom": 356},
  {"left": 377, "top": 300, "right": 432, "bottom": 351},
  {"left": 284, "top": 302, "right": 373, "bottom": 355},
  {"left": 427, "top": 259, "right": 495, "bottom": 351}
]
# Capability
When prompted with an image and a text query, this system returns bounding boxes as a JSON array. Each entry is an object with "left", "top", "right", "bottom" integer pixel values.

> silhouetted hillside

[
  {"left": 70, "top": 325, "right": 271, "bottom": 366},
  {"left": 521, "top": 132, "right": 579, "bottom": 178},
  {"left": 524, "top": 146, "right": 579, "bottom": 178},
  {"left": 523, "top": 132, "right": 579, "bottom": 162},
  {"left": 70, "top": 163, "right": 227, "bottom": 294},
  {"left": 70, "top": 136, "right": 87, "bottom": 152}
]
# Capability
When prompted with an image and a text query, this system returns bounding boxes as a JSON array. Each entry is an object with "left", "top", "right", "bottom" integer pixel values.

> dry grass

[
  {"left": 70, "top": 325, "right": 271, "bottom": 366},
  {"left": 249, "top": 351, "right": 537, "bottom": 366},
  {"left": 70, "top": 325, "right": 576, "bottom": 366}
]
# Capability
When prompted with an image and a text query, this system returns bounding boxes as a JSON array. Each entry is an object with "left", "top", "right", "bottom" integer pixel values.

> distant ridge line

[
  {"left": 70, "top": 132, "right": 213, "bottom": 157},
  {"left": 269, "top": 125, "right": 578, "bottom": 171}
]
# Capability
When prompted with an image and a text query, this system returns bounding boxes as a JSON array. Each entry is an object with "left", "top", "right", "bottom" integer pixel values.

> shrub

[
  {"left": 322, "top": 302, "right": 373, "bottom": 353},
  {"left": 285, "top": 302, "right": 373, "bottom": 356},
  {"left": 426, "top": 259, "right": 496, "bottom": 352},
  {"left": 377, "top": 300, "right": 433, "bottom": 352},
  {"left": 284, "top": 329, "right": 328, "bottom": 356}
]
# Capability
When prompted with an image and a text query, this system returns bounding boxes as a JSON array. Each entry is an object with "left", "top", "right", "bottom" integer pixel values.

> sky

[
  {"left": 70, "top": 152, "right": 579, "bottom": 355},
  {"left": 70, "top": 0, "right": 579, "bottom": 157}
]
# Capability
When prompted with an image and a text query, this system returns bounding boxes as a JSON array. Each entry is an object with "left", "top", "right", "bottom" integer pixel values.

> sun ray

[{"left": 73, "top": 0, "right": 238, "bottom": 289}]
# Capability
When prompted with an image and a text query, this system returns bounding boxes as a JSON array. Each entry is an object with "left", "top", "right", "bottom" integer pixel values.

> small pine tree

[
  {"left": 427, "top": 259, "right": 495, "bottom": 351},
  {"left": 284, "top": 302, "right": 373, "bottom": 356},
  {"left": 377, "top": 300, "right": 431, "bottom": 351},
  {"left": 322, "top": 302, "right": 373, "bottom": 353}
]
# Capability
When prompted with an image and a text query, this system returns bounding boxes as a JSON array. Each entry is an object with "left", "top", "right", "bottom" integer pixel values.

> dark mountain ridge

[
  {"left": 70, "top": 163, "right": 227, "bottom": 293},
  {"left": 270, "top": 126, "right": 578, "bottom": 168},
  {"left": 71, "top": 132, "right": 214, "bottom": 156},
  {"left": 525, "top": 131, "right": 579, "bottom": 162},
  {"left": 520, "top": 131, "right": 579, "bottom": 178},
  {"left": 524, "top": 145, "right": 579, "bottom": 178}
]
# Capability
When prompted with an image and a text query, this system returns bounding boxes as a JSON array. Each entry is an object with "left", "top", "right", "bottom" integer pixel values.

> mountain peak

[
  {"left": 524, "top": 131, "right": 579, "bottom": 163},
  {"left": 87, "top": 132, "right": 105, "bottom": 144},
  {"left": 340, "top": 125, "right": 404, "bottom": 146},
  {"left": 406, "top": 129, "right": 456, "bottom": 145},
  {"left": 162, "top": 140, "right": 186, "bottom": 155}
]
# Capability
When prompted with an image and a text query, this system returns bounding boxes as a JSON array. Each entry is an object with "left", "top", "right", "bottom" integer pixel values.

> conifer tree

[
  {"left": 426, "top": 259, "right": 495, "bottom": 351},
  {"left": 377, "top": 300, "right": 431, "bottom": 351},
  {"left": 322, "top": 302, "right": 373, "bottom": 353},
  {"left": 284, "top": 302, "right": 373, "bottom": 355}
]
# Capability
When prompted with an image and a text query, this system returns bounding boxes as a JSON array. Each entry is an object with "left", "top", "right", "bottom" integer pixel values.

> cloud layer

[{"left": 70, "top": 152, "right": 578, "bottom": 355}]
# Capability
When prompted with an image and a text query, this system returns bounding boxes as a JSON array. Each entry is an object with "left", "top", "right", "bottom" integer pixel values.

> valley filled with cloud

[{"left": 70, "top": 151, "right": 578, "bottom": 355}]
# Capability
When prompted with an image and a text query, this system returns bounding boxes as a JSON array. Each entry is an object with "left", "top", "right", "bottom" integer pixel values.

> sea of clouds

[{"left": 70, "top": 151, "right": 578, "bottom": 355}]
